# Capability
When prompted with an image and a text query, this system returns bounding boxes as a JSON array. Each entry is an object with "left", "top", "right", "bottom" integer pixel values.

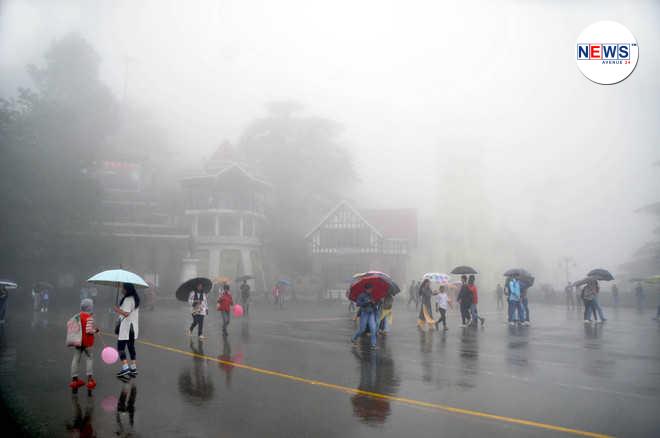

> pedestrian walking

[
  {"left": 378, "top": 294, "right": 393, "bottom": 335},
  {"left": 239, "top": 280, "right": 251, "bottom": 316},
  {"left": 272, "top": 284, "right": 283, "bottom": 309},
  {"left": 188, "top": 282, "right": 208, "bottom": 339},
  {"left": 434, "top": 285, "right": 451, "bottom": 330},
  {"left": 611, "top": 284, "right": 619, "bottom": 307},
  {"left": 574, "top": 277, "right": 598, "bottom": 324},
  {"left": 468, "top": 275, "right": 485, "bottom": 326},
  {"left": 113, "top": 283, "right": 140, "bottom": 379},
  {"left": 457, "top": 276, "right": 473, "bottom": 327},
  {"left": 495, "top": 283, "right": 504, "bottom": 310},
  {"left": 507, "top": 277, "right": 524, "bottom": 326},
  {"left": 417, "top": 279, "right": 435, "bottom": 330},
  {"left": 407, "top": 280, "right": 419, "bottom": 309},
  {"left": 68, "top": 298, "right": 99, "bottom": 392},
  {"left": 564, "top": 282, "right": 575, "bottom": 310},
  {"left": 217, "top": 284, "right": 233, "bottom": 337},
  {"left": 351, "top": 283, "right": 378, "bottom": 349}
]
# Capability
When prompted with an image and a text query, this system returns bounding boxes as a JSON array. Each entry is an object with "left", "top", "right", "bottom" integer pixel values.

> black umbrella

[
  {"left": 175, "top": 277, "right": 212, "bottom": 302},
  {"left": 450, "top": 266, "right": 478, "bottom": 275},
  {"left": 503, "top": 268, "right": 533, "bottom": 278},
  {"left": 587, "top": 269, "right": 614, "bottom": 281},
  {"left": 235, "top": 275, "right": 254, "bottom": 282}
]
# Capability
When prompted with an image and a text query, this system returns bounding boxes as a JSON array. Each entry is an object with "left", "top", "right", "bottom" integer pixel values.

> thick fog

[{"left": 1, "top": 0, "right": 658, "bottom": 283}]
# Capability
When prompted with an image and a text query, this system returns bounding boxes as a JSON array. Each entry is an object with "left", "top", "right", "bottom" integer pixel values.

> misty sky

[{"left": 1, "top": 0, "right": 659, "bottom": 280}]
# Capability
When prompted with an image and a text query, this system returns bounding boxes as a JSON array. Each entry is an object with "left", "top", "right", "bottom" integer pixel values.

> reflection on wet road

[{"left": 1, "top": 301, "right": 659, "bottom": 437}]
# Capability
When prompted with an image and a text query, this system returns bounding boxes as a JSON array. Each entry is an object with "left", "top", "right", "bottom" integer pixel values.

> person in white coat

[
  {"left": 113, "top": 283, "right": 140, "bottom": 379},
  {"left": 188, "top": 283, "right": 208, "bottom": 339}
]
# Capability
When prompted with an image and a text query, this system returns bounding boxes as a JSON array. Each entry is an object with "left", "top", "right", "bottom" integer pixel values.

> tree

[
  {"left": 238, "top": 101, "right": 356, "bottom": 274},
  {"left": 0, "top": 34, "right": 119, "bottom": 282}
]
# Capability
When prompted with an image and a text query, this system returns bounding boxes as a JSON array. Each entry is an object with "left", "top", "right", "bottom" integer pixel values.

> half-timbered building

[{"left": 305, "top": 201, "right": 417, "bottom": 298}]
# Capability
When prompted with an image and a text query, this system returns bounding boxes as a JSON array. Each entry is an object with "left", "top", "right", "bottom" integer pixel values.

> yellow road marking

[{"left": 105, "top": 333, "right": 613, "bottom": 438}]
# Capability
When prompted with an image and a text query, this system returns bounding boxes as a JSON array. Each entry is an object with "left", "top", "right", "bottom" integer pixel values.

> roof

[
  {"left": 181, "top": 163, "right": 271, "bottom": 188},
  {"left": 360, "top": 208, "right": 418, "bottom": 247},
  {"left": 304, "top": 201, "right": 382, "bottom": 239},
  {"left": 304, "top": 201, "right": 418, "bottom": 246},
  {"left": 209, "top": 140, "right": 235, "bottom": 162}
]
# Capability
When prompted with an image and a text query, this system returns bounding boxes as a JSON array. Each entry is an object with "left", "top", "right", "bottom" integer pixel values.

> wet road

[{"left": 1, "top": 300, "right": 659, "bottom": 437}]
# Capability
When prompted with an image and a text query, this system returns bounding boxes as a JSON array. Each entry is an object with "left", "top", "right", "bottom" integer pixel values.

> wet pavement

[{"left": 1, "top": 300, "right": 659, "bottom": 437}]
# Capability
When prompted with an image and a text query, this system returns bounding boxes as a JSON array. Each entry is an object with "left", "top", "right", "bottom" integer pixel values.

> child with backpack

[{"left": 67, "top": 298, "right": 99, "bottom": 392}]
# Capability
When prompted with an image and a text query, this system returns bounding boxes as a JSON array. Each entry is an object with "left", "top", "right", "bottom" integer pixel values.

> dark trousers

[
  {"left": 117, "top": 327, "right": 136, "bottom": 361},
  {"left": 460, "top": 305, "right": 470, "bottom": 325},
  {"left": 436, "top": 308, "right": 447, "bottom": 328},
  {"left": 190, "top": 314, "right": 204, "bottom": 336},
  {"left": 221, "top": 311, "right": 230, "bottom": 334}
]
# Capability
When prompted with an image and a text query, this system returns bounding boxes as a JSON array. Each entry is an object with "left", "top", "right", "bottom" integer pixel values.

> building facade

[
  {"left": 180, "top": 143, "right": 269, "bottom": 292},
  {"left": 305, "top": 201, "right": 417, "bottom": 299}
]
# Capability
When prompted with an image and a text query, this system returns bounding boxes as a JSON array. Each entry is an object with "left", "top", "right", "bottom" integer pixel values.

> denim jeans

[
  {"left": 522, "top": 297, "right": 530, "bottom": 322},
  {"left": 352, "top": 310, "right": 377, "bottom": 347},
  {"left": 470, "top": 303, "right": 480, "bottom": 323},
  {"left": 508, "top": 300, "right": 523, "bottom": 322},
  {"left": 591, "top": 297, "right": 605, "bottom": 320},
  {"left": 583, "top": 300, "right": 594, "bottom": 320}
]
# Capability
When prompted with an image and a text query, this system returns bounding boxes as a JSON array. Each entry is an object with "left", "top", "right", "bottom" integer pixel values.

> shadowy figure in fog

[
  {"left": 116, "top": 380, "right": 137, "bottom": 437},
  {"left": 495, "top": 283, "right": 504, "bottom": 310},
  {"left": 240, "top": 280, "right": 251, "bottom": 317},
  {"left": 67, "top": 393, "right": 94, "bottom": 438},
  {"left": 634, "top": 282, "right": 644, "bottom": 312},
  {"left": 564, "top": 282, "right": 575, "bottom": 310},
  {"left": 407, "top": 280, "right": 419, "bottom": 309},
  {"left": 468, "top": 275, "right": 485, "bottom": 327}
]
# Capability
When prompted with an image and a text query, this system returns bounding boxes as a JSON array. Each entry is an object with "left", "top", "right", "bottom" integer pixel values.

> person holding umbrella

[
  {"left": 351, "top": 283, "right": 379, "bottom": 350},
  {"left": 188, "top": 282, "right": 209, "bottom": 339},
  {"left": 113, "top": 283, "right": 140, "bottom": 379},
  {"left": 573, "top": 277, "right": 598, "bottom": 323},
  {"left": 456, "top": 276, "right": 473, "bottom": 327}
]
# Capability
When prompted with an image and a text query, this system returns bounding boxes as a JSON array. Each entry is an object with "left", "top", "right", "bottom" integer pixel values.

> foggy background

[{"left": 1, "top": 0, "right": 659, "bottom": 286}]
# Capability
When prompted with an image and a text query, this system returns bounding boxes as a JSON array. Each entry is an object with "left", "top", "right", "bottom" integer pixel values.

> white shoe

[{"left": 508, "top": 322, "right": 515, "bottom": 326}]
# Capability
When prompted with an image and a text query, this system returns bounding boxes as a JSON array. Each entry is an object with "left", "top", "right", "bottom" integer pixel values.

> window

[
  {"left": 197, "top": 215, "right": 215, "bottom": 236},
  {"left": 219, "top": 216, "right": 240, "bottom": 236},
  {"left": 243, "top": 216, "right": 254, "bottom": 237}
]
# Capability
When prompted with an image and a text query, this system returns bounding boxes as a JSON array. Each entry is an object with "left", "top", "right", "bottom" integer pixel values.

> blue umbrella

[{"left": 87, "top": 269, "right": 149, "bottom": 288}]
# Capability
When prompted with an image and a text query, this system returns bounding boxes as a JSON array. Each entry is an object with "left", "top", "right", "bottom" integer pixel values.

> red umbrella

[{"left": 348, "top": 274, "right": 394, "bottom": 302}]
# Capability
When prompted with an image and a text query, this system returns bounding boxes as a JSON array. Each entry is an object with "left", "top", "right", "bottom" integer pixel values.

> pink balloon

[
  {"left": 233, "top": 304, "right": 244, "bottom": 317},
  {"left": 101, "top": 346, "right": 119, "bottom": 364},
  {"left": 101, "top": 395, "right": 118, "bottom": 412}
]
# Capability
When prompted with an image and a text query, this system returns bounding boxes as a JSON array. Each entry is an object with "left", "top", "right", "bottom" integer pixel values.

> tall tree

[
  {"left": 0, "top": 34, "right": 119, "bottom": 281},
  {"left": 238, "top": 101, "right": 356, "bottom": 274}
]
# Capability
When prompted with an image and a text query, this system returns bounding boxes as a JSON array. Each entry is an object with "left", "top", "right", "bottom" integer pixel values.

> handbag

[{"left": 114, "top": 317, "right": 122, "bottom": 335}]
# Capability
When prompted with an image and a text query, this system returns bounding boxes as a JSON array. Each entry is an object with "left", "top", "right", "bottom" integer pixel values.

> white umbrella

[
  {"left": 87, "top": 269, "right": 148, "bottom": 288},
  {"left": 423, "top": 273, "right": 450, "bottom": 283},
  {"left": 0, "top": 280, "right": 18, "bottom": 289}
]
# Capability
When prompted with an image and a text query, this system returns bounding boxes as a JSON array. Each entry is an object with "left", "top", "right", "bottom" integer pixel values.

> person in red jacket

[
  {"left": 468, "top": 275, "right": 485, "bottom": 327},
  {"left": 217, "top": 284, "right": 233, "bottom": 337},
  {"left": 69, "top": 298, "right": 100, "bottom": 392}
]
